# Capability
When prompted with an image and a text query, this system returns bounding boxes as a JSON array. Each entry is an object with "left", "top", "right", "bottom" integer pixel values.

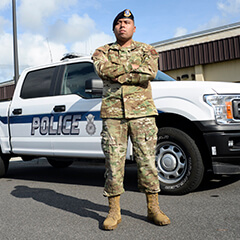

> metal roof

[{"left": 151, "top": 21, "right": 240, "bottom": 48}]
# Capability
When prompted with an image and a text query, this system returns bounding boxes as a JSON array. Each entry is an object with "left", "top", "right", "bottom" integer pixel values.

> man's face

[{"left": 113, "top": 18, "right": 136, "bottom": 43}]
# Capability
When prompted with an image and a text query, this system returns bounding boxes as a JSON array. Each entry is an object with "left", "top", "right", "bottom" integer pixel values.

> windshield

[{"left": 152, "top": 70, "right": 175, "bottom": 81}]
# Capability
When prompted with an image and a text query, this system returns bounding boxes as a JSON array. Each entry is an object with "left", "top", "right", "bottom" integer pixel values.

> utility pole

[{"left": 12, "top": 0, "right": 19, "bottom": 83}]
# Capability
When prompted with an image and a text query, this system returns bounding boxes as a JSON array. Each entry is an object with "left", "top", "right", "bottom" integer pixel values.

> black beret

[{"left": 112, "top": 9, "right": 134, "bottom": 31}]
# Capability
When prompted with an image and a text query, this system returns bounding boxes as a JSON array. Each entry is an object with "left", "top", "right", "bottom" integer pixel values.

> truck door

[
  {"left": 50, "top": 61, "right": 104, "bottom": 158},
  {"left": 9, "top": 66, "right": 60, "bottom": 156}
]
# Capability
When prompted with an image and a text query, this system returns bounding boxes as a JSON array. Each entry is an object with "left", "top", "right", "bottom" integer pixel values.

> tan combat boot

[
  {"left": 103, "top": 195, "right": 121, "bottom": 230},
  {"left": 146, "top": 193, "right": 171, "bottom": 226}
]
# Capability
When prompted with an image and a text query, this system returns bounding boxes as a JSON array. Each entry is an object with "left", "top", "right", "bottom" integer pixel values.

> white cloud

[
  {"left": 0, "top": 16, "right": 10, "bottom": 34},
  {"left": 18, "top": 0, "right": 77, "bottom": 32},
  {"left": 71, "top": 32, "right": 115, "bottom": 55},
  {"left": 218, "top": 0, "right": 240, "bottom": 15},
  {"left": 18, "top": 33, "right": 67, "bottom": 66},
  {"left": 195, "top": 0, "right": 240, "bottom": 32},
  {"left": 0, "top": 0, "right": 113, "bottom": 83},
  {"left": 196, "top": 16, "right": 228, "bottom": 32},
  {"left": 0, "top": 0, "right": 10, "bottom": 10},
  {"left": 174, "top": 27, "right": 188, "bottom": 37},
  {"left": 0, "top": 33, "right": 13, "bottom": 82},
  {"left": 0, "top": 32, "right": 68, "bottom": 82},
  {"left": 0, "top": 33, "right": 13, "bottom": 65},
  {"left": 48, "top": 14, "right": 96, "bottom": 44},
  {"left": 173, "top": 0, "right": 240, "bottom": 39}
]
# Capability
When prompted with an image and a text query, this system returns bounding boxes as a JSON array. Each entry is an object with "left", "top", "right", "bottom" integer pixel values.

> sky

[{"left": 0, "top": 0, "right": 240, "bottom": 83}]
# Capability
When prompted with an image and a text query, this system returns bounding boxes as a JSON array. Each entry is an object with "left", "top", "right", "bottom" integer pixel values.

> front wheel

[{"left": 156, "top": 127, "right": 204, "bottom": 195}]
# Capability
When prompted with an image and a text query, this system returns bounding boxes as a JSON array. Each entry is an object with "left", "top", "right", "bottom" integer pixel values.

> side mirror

[{"left": 85, "top": 79, "right": 103, "bottom": 95}]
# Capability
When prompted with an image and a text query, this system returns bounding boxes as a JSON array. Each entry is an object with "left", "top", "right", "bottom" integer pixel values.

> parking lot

[{"left": 0, "top": 158, "right": 239, "bottom": 240}]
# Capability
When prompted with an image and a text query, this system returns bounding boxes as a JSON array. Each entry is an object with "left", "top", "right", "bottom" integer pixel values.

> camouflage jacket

[{"left": 92, "top": 40, "right": 159, "bottom": 119}]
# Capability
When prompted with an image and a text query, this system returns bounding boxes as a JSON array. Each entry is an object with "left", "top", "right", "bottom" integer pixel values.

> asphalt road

[{"left": 0, "top": 158, "right": 240, "bottom": 240}]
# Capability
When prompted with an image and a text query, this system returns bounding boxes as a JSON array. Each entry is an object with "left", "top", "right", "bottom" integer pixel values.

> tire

[
  {"left": 156, "top": 127, "right": 204, "bottom": 195},
  {"left": 0, "top": 154, "right": 10, "bottom": 177},
  {"left": 47, "top": 158, "right": 73, "bottom": 168}
]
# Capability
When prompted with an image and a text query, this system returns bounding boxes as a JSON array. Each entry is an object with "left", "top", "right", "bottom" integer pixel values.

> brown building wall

[
  {"left": 0, "top": 84, "right": 15, "bottom": 101},
  {"left": 158, "top": 35, "right": 240, "bottom": 72},
  {"left": 153, "top": 22, "right": 240, "bottom": 82}
]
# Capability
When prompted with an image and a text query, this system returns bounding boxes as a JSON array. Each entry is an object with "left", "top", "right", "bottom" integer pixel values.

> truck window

[
  {"left": 61, "top": 62, "right": 101, "bottom": 99},
  {"left": 20, "top": 67, "right": 55, "bottom": 99}
]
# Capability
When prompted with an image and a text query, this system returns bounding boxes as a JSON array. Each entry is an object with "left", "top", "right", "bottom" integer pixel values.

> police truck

[{"left": 1, "top": 55, "right": 240, "bottom": 194}]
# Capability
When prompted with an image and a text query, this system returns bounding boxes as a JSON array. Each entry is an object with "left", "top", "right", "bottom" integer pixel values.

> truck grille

[{"left": 232, "top": 100, "right": 240, "bottom": 119}]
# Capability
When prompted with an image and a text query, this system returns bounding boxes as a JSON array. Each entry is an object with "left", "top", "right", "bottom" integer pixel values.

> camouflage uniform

[{"left": 92, "top": 40, "right": 160, "bottom": 197}]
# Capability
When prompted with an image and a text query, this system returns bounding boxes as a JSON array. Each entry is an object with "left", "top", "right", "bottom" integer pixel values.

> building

[
  {"left": 0, "top": 80, "right": 15, "bottom": 101},
  {"left": 152, "top": 22, "right": 240, "bottom": 82}
]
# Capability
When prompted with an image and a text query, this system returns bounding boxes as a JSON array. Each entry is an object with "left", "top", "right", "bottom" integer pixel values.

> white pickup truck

[{"left": 1, "top": 55, "right": 240, "bottom": 194}]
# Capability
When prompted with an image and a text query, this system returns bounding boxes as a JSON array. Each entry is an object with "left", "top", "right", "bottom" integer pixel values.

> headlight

[{"left": 204, "top": 94, "right": 240, "bottom": 124}]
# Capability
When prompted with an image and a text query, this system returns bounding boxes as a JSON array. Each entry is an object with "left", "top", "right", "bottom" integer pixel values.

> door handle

[
  {"left": 12, "top": 108, "right": 22, "bottom": 115},
  {"left": 53, "top": 105, "right": 66, "bottom": 112}
]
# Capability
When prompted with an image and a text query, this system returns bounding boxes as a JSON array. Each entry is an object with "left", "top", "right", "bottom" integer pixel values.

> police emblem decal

[
  {"left": 86, "top": 114, "right": 96, "bottom": 135},
  {"left": 124, "top": 9, "right": 131, "bottom": 17}
]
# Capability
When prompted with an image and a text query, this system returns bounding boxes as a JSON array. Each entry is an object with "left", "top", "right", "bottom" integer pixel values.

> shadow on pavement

[
  {"left": 197, "top": 173, "right": 240, "bottom": 192},
  {"left": 7, "top": 159, "right": 139, "bottom": 192},
  {"left": 11, "top": 185, "right": 147, "bottom": 229}
]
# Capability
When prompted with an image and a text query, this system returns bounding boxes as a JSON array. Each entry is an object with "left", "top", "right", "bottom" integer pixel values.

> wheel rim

[{"left": 156, "top": 141, "right": 188, "bottom": 184}]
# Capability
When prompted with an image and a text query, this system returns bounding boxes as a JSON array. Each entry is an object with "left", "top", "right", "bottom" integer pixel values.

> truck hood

[
  {"left": 151, "top": 81, "right": 240, "bottom": 121},
  {"left": 151, "top": 81, "right": 240, "bottom": 97}
]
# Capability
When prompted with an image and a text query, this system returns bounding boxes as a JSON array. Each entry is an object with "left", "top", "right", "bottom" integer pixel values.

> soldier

[{"left": 92, "top": 9, "right": 170, "bottom": 230}]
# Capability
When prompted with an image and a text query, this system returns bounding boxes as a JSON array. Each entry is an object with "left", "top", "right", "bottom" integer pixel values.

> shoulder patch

[
  {"left": 92, "top": 50, "right": 101, "bottom": 57},
  {"left": 150, "top": 49, "right": 158, "bottom": 55}
]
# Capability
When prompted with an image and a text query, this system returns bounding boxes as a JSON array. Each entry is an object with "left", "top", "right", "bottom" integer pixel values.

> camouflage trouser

[{"left": 101, "top": 117, "right": 160, "bottom": 197}]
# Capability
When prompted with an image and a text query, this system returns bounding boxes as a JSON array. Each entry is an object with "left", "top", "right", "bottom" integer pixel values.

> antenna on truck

[{"left": 46, "top": 38, "right": 53, "bottom": 63}]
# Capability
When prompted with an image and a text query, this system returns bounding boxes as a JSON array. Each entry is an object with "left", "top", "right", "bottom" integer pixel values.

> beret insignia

[{"left": 124, "top": 9, "right": 131, "bottom": 17}]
